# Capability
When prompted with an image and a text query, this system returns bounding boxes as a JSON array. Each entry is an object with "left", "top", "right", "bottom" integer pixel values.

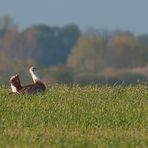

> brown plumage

[{"left": 19, "top": 81, "right": 46, "bottom": 94}]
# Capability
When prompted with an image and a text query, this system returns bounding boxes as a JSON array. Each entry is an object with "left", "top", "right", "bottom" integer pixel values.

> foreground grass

[{"left": 0, "top": 84, "right": 148, "bottom": 147}]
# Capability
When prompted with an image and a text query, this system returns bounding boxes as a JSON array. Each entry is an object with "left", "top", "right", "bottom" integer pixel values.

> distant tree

[
  {"left": 0, "top": 22, "right": 80, "bottom": 70},
  {"left": 138, "top": 35, "right": 148, "bottom": 48},
  {"left": 137, "top": 35, "right": 148, "bottom": 65},
  {"left": 107, "top": 32, "right": 139, "bottom": 68},
  {"left": 0, "top": 16, "right": 17, "bottom": 37},
  {"left": 25, "top": 24, "right": 81, "bottom": 66},
  {"left": 67, "top": 35, "right": 107, "bottom": 72}
]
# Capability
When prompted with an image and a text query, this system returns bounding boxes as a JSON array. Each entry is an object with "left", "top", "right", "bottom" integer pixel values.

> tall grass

[{"left": 0, "top": 84, "right": 148, "bottom": 147}]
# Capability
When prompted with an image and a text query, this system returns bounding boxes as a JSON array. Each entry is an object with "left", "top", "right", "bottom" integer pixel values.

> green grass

[{"left": 0, "top": 84, "right": 148, "bottom": 148}]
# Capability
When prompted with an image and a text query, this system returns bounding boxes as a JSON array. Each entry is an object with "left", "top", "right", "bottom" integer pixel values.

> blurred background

[{"left": 1, "top": 0, "right": 148, "bottom": 85}]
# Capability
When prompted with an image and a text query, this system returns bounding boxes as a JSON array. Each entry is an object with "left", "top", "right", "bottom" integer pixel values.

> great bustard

[{"left": 9, "top": 67, "right": 46, "bottom": 95}]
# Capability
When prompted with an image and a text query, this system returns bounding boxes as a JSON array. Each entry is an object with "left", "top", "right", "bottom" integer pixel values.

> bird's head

[{"left": 29, "top": 66, "right": 37, "bottom": 73}]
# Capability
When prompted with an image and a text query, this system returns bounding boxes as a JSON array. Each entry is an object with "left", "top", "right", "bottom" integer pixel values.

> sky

[{"left": 0, "top": 0, "right": 148, "bottom": 35}]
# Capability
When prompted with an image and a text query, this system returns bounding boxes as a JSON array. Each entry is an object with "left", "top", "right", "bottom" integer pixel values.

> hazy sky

[{"left": 0, "top": 0, "right": 148, "bottom": 34}]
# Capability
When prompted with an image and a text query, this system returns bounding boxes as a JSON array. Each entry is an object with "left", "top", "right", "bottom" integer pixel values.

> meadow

[{"left": 0, "top": 84, "right": 148, "bottom": 148}]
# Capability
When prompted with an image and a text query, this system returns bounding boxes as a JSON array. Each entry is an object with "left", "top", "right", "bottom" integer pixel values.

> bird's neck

[{"left": 30, "top": 70, "right": 41, "bottom": 83}]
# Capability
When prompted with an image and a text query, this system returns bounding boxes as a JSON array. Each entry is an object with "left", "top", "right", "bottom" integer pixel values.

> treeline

[
  {"left": 0, "top": 16, "right": 80, "bottom": 67},
  {"left": 50, "top": 31, "right": 148, "bottom": 85},
  {"left": 68, "top": 32, "right": 148, "bottom": 69},
  {"left": 0, "top": 16, "right": 148, "bottom": 85}
]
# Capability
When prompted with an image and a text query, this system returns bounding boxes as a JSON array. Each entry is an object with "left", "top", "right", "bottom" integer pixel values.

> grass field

[{"left": 0, "top": 84, "right": 148, "bottom": 148}]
